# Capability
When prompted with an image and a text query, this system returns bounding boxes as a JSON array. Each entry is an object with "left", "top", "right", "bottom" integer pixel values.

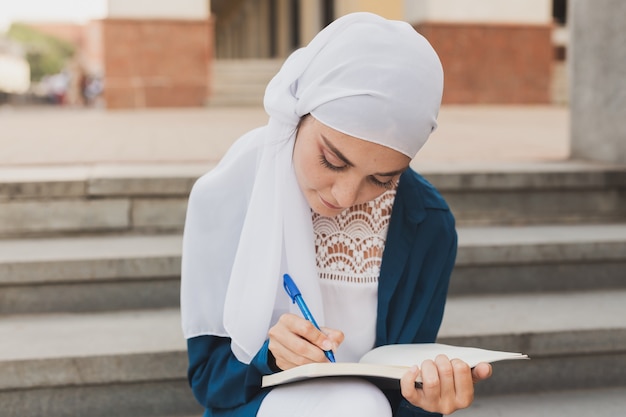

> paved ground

[
  {"left": 0, "top": 104, "right": 570, "bottom": 167},
  {"left": 457, "top": 387, "right": 626, "bottom": 417}
]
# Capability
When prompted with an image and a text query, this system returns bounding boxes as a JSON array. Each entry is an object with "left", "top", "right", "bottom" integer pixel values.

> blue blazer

[{"left": 186, "top": 168, "right": 457, "bottom": 417}]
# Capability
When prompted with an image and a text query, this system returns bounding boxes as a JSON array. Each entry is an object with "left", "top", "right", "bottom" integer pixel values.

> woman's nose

[{"left": 332, "top": 176, "right": 361, "bottom": 208}]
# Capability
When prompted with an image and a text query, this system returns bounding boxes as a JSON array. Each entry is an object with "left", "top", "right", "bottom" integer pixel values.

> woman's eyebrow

[
  {"left": 321, "top": 135, "right": 354, "bottom": 167},
  {"left": 321, "top": 135, "right": 408, "bottom": 177}
]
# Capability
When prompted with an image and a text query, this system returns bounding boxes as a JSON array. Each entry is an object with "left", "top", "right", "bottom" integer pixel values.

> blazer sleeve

[
  {"left": 377, "top": 174, "right": 457, "bottom": 347},
  {"left": 378, "top": 170, "right": 457, "bottom": 417},
  {"left": 385, "top": 227, "right": 456, "bottom": 417},
  {"left": 187, "top": 335, "right": 274, "bottom": 412}
]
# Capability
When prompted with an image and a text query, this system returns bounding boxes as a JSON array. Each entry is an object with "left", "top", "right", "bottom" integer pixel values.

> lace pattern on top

[{"left": 312, "top": 190, "right": 396, "bottom": 284}]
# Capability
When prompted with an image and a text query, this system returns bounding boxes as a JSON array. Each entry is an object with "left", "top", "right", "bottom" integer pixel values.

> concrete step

[
  {"left": 0, "top": 234, "right": 182, "bottom": 314},
  {"left": 207, "top": 93, "right": 265, "bottom": 107},
  {"left": 0, "top": 309, "right": 203, "bottom": 417},
  {"left": 208, "top": 59, "right": 282, "bottom": 107},
  {"left": 1, "top": 223, "right": 624, "bottom": 314},
  {"left": 0, "top": 164, "right": 209, "bottom": 238},
  {"left": 419, "top": 160, "right": 626, "bottom": 226},
  {"left": 451, "top": 223, "right": 626, "bottom": 295},
  {"left": 456, "top": 386, "right": 626, "bottom": 417},
  {"left": 438, "top": 289, "right": 626, "bottom": 395},
  {"left": 1, "top": 161, "right": 624, "bottom": 237},
  {"left": 212, "top": 59, "right": 284, "bottom": 74},
  {"left": 2, "top": 289, "right": 625, "bottom": 415}
]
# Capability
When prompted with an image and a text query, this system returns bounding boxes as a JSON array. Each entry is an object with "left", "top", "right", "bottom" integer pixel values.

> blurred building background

[
  {"left": 0, "top": 38, "right": 30, "bottom": 102},
  {"left": 210, "top": 0, "right": 566, "bottom": 106},
  {"left": 0, "top": 0, "right": 570, "bottom": 109}
]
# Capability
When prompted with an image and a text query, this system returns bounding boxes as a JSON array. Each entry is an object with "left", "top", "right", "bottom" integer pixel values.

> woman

[{"left": 181, "top": 12, "right": 491, "bottom": 417}]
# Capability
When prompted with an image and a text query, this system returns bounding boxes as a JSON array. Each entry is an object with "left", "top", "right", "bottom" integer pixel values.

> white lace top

[{"left": 312, "top": 189, "right": 396, "bottom": 362}]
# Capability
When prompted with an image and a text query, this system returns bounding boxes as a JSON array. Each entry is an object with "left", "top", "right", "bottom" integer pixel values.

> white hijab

[{"left": 180, "top": 12, "right": 443, "bottom": 364}]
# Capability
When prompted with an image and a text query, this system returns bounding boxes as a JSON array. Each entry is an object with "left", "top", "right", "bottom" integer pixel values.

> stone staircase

[
  {"left": 1, "top": 160, "right": 625, "bottom": 416},
  {"left": 207, "top": 59, "right": 283, "bottom": 107}
]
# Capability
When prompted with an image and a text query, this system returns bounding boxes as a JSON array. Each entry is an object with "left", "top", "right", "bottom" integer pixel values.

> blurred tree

[{"left": 6, "top": 23, "right": 75, "bottom": 82}]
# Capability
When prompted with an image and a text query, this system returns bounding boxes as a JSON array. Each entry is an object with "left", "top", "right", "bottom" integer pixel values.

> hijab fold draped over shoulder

[{"left": 180, "top": 12, "right": 444, "bottom": 364}]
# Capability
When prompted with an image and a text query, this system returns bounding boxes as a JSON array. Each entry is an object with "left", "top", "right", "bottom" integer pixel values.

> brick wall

[
  {"left": 101, "top": 18, "right": 212, "bottom": 109},
  {"left": 416, "top": 22, "right": 553, "bottom": 104}
]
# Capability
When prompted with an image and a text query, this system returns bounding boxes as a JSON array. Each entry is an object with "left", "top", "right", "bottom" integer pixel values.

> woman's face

[{"left": 293, "top": 116, "right": 411, "bottom": 217}]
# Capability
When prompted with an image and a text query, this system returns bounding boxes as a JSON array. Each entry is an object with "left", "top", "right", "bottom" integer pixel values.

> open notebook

[{"left": 262, "top": 343, "right": 528, "bottom": 388}]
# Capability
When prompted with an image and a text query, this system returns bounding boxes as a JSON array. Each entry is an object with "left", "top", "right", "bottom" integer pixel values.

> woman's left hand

[{"left": 399, "top": 355, "right": 492, "bottom": 415}]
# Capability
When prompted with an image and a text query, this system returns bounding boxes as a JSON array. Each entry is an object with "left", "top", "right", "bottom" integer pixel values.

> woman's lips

[{"left": 319, "top": 195, "right": 342, "bottom": 210}]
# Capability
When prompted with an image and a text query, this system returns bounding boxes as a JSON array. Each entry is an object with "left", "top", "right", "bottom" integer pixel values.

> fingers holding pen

[
  {"left": 320, "top": 326, "right": 344, "bottom": 349},
  {"left": 268, "top": 313, "right": 343, "bottom": 370}
]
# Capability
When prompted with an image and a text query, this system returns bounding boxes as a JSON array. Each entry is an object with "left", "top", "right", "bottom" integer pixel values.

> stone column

[
  {"left": 99, "top": 0, "right": 212, "bottom": 109},
  {"left": 334, "top": 0, "right": 403, "bottom": 20},
  {"left": 299, "top": 0, "right": 323, "bottom": 45},
  {"left": 570, "top": 0, "right": 626, "bottom": 164},
  {"left": 258, "top": 0, "right": 271, "bottom": 57},
  {"left": 242, "top": 0, "right": 254, "bottom": 58},
  {"left": 406, "top": 0, "right": 553, "bottom": 104},
  {"left": 275, "top": 0, "right": 293, "bottom": 57}
]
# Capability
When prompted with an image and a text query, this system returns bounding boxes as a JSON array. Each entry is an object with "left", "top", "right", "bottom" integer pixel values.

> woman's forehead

[{"left": 309, "top": 117, "right": 410, "bottom": 173}]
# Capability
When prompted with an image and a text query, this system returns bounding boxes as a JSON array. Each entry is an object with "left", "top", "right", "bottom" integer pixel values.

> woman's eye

[
  {"left": 319, "top": 155, "right": 345, "bottom": 171},
  {"left": 369, "top": 176, "right": 397, "bottom": 190}
]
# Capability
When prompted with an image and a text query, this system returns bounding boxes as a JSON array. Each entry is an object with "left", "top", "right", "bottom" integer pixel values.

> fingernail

[{"left": 322, "top": 340, "right": 333, "bottom": 350}]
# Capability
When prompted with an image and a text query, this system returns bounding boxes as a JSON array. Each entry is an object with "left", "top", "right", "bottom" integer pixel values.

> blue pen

[{"left": 283, "top": 273, "right": 336, "bottom": 363}]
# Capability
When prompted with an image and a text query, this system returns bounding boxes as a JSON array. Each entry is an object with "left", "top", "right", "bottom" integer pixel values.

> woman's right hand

[{"left": 268, "top": 313, "right": 344, "bottom": 370}]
